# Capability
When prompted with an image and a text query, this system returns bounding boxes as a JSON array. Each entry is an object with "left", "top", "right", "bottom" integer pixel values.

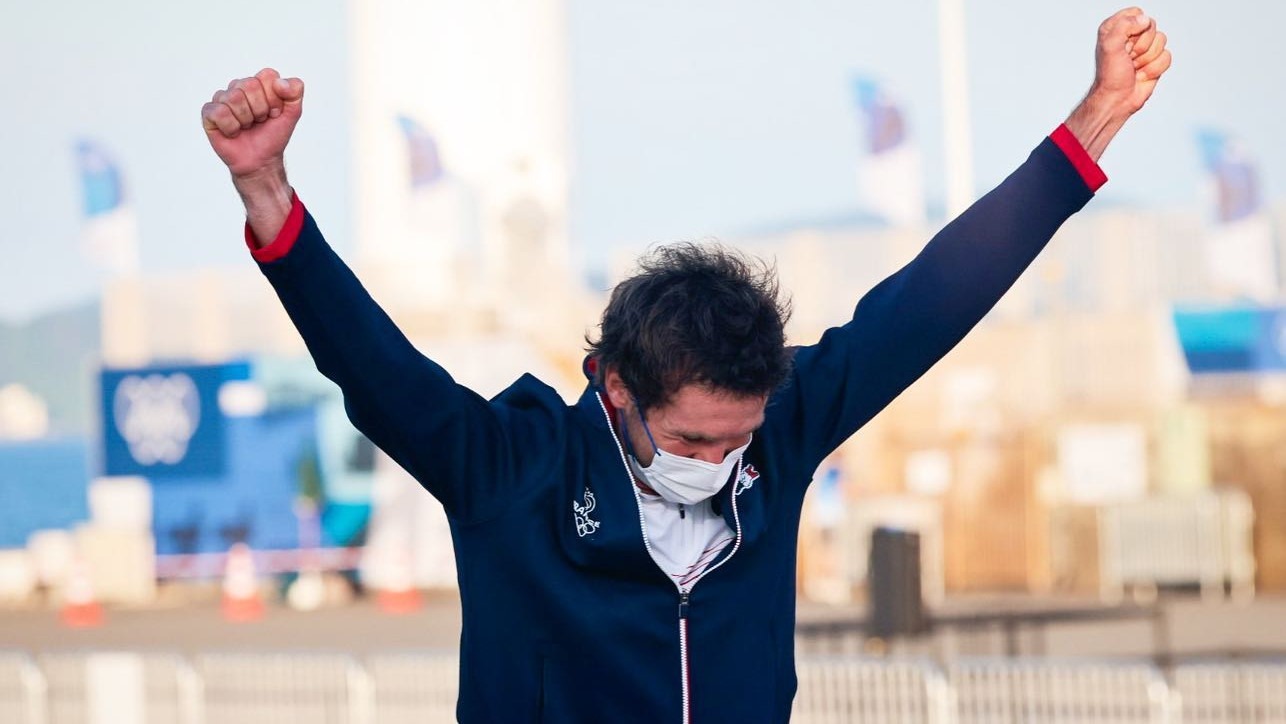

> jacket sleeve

[
  {"left": 771, "top": 135, "right": 1098, "bottom": 473},
  {"left": 254, "top": 205, "right": 563, "bottom": 524}
]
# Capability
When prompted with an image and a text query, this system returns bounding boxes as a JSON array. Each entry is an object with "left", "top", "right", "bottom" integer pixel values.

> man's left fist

[{"left": 1093, "top": 7, "right": 1173, "bottom": 116}]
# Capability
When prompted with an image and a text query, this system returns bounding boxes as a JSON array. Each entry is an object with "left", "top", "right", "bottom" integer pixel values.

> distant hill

[{"left": 0, "top": 302, "right": 100, "bottom": 435}]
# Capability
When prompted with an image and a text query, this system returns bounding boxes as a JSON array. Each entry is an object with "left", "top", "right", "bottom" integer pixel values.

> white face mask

[
  {"left": 629, "top": 439, "right": 750, "bottom": 506},
  {"left": 625, "top": 401, "right": 751, "bottom": 505}
]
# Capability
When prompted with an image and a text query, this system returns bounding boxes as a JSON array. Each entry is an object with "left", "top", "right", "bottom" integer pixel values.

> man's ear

[{"left": 603, "top": 367, "right": 632, "bottom": 410}]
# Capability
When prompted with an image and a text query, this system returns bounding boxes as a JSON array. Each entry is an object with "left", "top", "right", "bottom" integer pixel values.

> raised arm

[
  {"left": 201, "top": 68, "right": 300, "bottom": 243},
  {"left": 201, "top": 70, "right": 564, "bottom": 523},
  {"left": 777, "top": 8, "right": 1172, "bottom": 466},
  {"left": 1065, "top": 8, "right": 1172, "bottom": 161}
]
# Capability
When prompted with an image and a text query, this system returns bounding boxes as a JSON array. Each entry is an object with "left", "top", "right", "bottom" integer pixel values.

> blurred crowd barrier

[{"left": 1, "top": 650, "right": 1284, "bottom": 723}]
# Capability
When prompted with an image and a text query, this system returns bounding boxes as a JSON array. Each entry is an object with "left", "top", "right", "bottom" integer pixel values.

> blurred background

[{"left": 1, "top": 0, "right": 1284, "bottom": 721}]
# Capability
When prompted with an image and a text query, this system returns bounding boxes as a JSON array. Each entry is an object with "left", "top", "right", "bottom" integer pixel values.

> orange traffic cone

[
  {"left": 376, "top": 548, "right": 422, "bottom": 615},
  {"left": 221, "top": 543, "right": 265, "bottom": 622},
  {"left": 60, "top": 560, "right": 105, "bottom": 628}
]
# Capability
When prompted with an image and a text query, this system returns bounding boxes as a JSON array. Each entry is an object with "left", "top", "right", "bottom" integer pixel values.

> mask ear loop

[
  {"left": 629, "top": 397, "right": 684, "bottom": 517},
  {"left": 631, "top": 396, "right": 661, "bottom": 456},
  {"left": 615, "top": 400, "right": 652, "bottom": 468},
  {"left": 617, "top": 407, "right": 641, "bottom": 459}
]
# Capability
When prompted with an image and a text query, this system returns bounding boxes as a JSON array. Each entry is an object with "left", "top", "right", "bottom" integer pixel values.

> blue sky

[{"left": 1, "top": 0, "right": 1281, "bottom": 321}]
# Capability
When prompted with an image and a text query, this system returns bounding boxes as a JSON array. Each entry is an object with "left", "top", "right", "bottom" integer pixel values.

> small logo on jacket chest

[
  {"left": 735, "top": 464, "right": 761, "bottom": 496},
  {"left": 572, "top": 489, "right": 601, "bottom": 537}
]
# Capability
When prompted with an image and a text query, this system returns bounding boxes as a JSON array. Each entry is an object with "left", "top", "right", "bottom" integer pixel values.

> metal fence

[
  {"left": 38, "top": 652, "right": 196, "bottom": 724},
  {"left": 196, "top": 653, "right": 362, "bottom": 724},
  {"left": 0, "top": 652, "right": 43, "bottom": 724},
  {"left": 366, "top": 652, "right": 458, "bottom": 724},
  {"left": 1, "top": 651, "right": 1284, "bottom": 722},
  {"left": 1174, "top": 662, "right": 1286, "bottom": 723},
  {"left": 950, "top": 658, "right": 1175, "bottom": 723},
  {"left": 794, "top": 656, "right": 952, "bottom": 724}
]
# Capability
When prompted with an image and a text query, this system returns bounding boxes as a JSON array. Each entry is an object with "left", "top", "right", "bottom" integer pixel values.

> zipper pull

[
  {"left": 679, "top": 503, "right": 686, "bottom": 519},
  {"left": 679, "top": 590, "right": 690, "bottom": 620}
]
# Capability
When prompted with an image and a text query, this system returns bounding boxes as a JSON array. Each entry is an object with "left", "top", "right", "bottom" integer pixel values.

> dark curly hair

[{"left": 586, "top": 242, "right": 793, "bottom": 411}]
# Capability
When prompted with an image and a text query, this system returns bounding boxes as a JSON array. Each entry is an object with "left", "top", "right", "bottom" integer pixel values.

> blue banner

[
  {"left": 0, "top": 437, "right": 90, "bottom": 548},
  {"left": 151, "top": 409, "right": 321, "bottom": 555},
  {"left": 1173, "top": 305, "right": 1286, "bottom": 373},
  {"left": 100, "top": 362, "right": 251, "bottom": 478}
]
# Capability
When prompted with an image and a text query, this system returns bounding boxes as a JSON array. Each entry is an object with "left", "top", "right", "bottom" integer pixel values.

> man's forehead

[{"left": 652, "top": 385, "right": 766, "bottom": 434}]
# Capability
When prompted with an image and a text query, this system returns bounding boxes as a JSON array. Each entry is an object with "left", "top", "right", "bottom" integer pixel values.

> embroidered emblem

[
  {"left": 734, "top": 464, "right": 761, "bottom": 496},
  {"left": 573, "top": 489, "right": 601, "bottom": 537}
]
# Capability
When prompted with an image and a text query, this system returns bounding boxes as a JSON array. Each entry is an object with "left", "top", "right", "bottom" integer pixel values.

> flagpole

[{"left": 938, "top": 0, "right": 975, "bottom": 218}]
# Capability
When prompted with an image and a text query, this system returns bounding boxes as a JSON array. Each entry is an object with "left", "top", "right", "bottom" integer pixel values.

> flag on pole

[
  {"left": 853, "top": 77, "right": 925, "bottom": 226},
  {"left": 76, "top": 139, "right": 139, "bottom": 276},
  {"left": 1197, "top": 129, "right": 1278, "bottom": 300},
  {"left": 396, "top": 115, "right": 445, "bottom": 188},
  {"left": 381, "top": 115, "right": 480, "bottom": 306}
]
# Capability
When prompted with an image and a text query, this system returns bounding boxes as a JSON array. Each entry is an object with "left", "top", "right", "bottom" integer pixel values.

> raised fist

[
  {"left": 1092, "top": 7, "right": 1172, "bottom": 116},
  {"left": 201, "top": 68, "right": 304, "bottom": 178}
]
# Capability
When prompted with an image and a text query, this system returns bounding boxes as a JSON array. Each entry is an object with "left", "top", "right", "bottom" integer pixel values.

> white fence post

[
  {"left": 365, "top": 652, "right": 459, "bottom": 724},
  {"left": 346, "top": 659, "right": 374, "bottom": 724}
]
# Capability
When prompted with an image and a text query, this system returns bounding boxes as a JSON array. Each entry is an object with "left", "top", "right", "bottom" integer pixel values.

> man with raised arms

[{"left": 203, "top": 8, "right": 1169, "bottom": 722}]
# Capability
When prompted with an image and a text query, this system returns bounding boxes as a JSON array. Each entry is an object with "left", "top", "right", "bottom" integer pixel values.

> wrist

[
  {"left": 232, "top": 161, "right": 290, "bottom": 204},
  {"left": 232, "top": 162, "right": 293, "bottom": 246},
  {"left": 1063, "top": 90, "right": 1130, "bottom": 162}
]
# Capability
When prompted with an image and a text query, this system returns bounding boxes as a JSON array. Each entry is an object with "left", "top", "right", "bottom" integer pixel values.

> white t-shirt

[{"left": 636, "top": 486, "right": 735, "bottom": 589}]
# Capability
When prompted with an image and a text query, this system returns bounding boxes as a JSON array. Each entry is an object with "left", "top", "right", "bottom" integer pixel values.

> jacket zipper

[
  {"left": 679, "top": 590, "right": 691, "bottom": 724},
  {"left": 597, "top": 393, "right": 746, "bottom": 724}
]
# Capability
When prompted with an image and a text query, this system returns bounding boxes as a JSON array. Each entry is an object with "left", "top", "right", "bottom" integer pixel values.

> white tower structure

[
  {"left": 100, "top": 0, "right": 575, "bottom": 364},
  {"left": 349, "top": 0, "right": 571, "bottom": 317}
]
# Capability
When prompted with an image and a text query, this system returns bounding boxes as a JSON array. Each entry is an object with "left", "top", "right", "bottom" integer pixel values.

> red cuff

[
  {"left": 1049, "top": 124, "right": 1108, "bottom": 193},
  {"left": 245, "top": 193, "right": 306, "bottom": 263}
]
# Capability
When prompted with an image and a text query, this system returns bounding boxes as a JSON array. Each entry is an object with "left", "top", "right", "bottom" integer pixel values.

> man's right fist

[{"left": 201, "top": 68, "right": 304, "bottom": 178}]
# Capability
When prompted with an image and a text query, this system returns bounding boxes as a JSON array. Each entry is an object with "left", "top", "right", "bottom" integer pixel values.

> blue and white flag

[
  {"left": 854, "top": 77, "right": 907, "bottom": 155},
  {"left": 1199, "top": 130, "right": 1261, "bottom": 224},
  {"left": 77, "top": 139, "right": 125, "bottom": 217},
  {"left": 852, "top": 77, "right": 924, "bottom": 226},
  {"left": 382, "top": 115, "right": 479, "bottom": 307},
  {"left": 75, "top": 138, "right": 139, "bottom": 275},
  {"left": 1197, "top": 130, "right": 1277, "bottom": 300},
  {"left": 396, "top": 115, "right": 445, "bottom": 188}
]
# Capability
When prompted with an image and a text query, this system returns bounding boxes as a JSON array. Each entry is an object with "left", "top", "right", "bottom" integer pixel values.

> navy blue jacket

[{"left": 255, "top": 134, "right": 1099, "bottom": 722}]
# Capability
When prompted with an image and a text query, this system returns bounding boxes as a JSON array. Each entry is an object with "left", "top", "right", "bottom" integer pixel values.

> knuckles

[
  {"left": 201, "top": 104, "right": 240, "bottom": 137},
  {"left": 235, "top": 78, "right": 264, "bottom": 97},
  {"left": 202, "top": 69, "right": 297, "bottom": 137}
]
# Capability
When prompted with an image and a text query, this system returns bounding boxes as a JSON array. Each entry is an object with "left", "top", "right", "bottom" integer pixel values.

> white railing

[
  {"left": 2, "top": 650, "right": 1284, "bottom": 723},
  {"left": 794, "top": 656, "right": 952, "bottom": 724},
  {"left": 196, "top": 653, "right": 358, "bottom": 724},
  {"left": 1174, "top": 662, "right": 1286, "bottom": 723},
  {"left": 1052, "top": 490, "right": 1256, "bottom": 603},
  {"left": 0, "top": 651, "right": 44, "bottom": 724},
  {"left": 951, "top": 658, "right": 1175, "bottom": 723},
  {"left": 365, "top": 652, "right": 458, "bottom": 724},
  {"left": 38, "top": 652, "right": 197, "bottom": 724}
]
